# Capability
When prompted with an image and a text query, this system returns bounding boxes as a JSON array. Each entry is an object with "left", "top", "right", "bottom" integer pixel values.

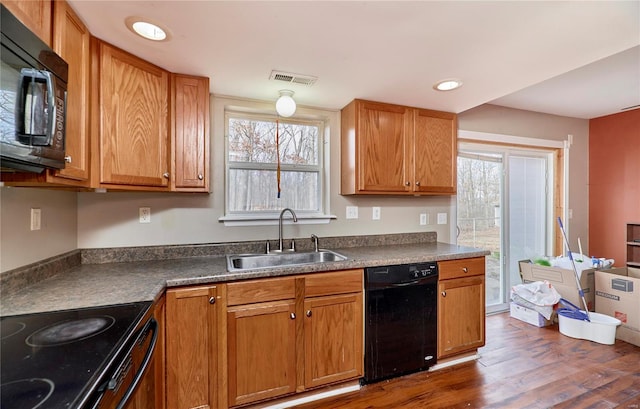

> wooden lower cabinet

[
  {"left": 165, "top": 270, "right": 364, "bottom": 409},
  {"left": 437, "top": 258, "right": 486, "bottom": 359},
  {"left": 303, "top": 292, "right": 363, "bottom": 389},
  {"left": 166, "top": 285, "right": 218, "bottom": 409},
  {"left": 227, "top": 300, "right": 297, "bottom": 406}
]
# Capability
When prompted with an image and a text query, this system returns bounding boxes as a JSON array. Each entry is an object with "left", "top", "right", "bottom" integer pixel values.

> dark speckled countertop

[{"left": 0, "top": 233, "right": 489, "bottom": 317}]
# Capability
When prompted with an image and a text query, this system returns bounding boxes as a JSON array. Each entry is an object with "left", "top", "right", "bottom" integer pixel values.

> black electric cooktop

[{"left": 0, "top": 302, "right": 151, "bottom": 409}]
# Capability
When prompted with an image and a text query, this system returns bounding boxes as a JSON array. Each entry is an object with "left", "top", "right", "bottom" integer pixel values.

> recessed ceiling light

[
  {"left": 125, "top": 17, "right": 169, "bottom": 41},
  {"left": 433, "top": 79, "right": 463, "bottom": 91}
]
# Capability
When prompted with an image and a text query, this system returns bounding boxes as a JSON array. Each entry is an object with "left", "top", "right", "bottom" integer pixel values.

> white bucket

[{"left": 558, "top": 311, "right": 621, "bottom": 345}]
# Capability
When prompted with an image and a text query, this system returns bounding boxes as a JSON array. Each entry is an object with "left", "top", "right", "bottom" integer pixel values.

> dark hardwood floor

[{"left": 298, "top": 312, "right": 640, "bottom": 409}]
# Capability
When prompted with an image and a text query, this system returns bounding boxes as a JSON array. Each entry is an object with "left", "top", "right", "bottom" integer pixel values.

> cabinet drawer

[
  {"left": 438, "top": 257, "right": 485, "bottom": 280},
  {"left": 305, "top": 269, "right": 363, "bottom": 298},
  {"left": 227, "top": 277, "right": 295, "bottom": 306}
]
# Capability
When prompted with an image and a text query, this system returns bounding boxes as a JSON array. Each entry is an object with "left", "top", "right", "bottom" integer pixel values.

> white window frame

[{"left": 220, "top": 108, "right": 334, "bottom": 226}]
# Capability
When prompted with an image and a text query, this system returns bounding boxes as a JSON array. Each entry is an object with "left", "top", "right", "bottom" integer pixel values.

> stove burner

[
  {"left": 1, "top": 320, "right": 26, "bottom": 340},
  {"left": 26, "top": 316, "right": 115, "bottom": 347},
  {"left": 0, "top": 378, "right": 55, "bottom": 409}
]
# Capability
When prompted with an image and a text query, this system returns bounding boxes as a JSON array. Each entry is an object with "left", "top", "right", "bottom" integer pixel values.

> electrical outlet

[
  {"left": 420, "top": 213, "right": 427, "bottom": 225},
  {"left": 30, "top": 208, "right": 41, "bottom": 231},
  {"left": 372, "top": 207, "right": 381, "bottom": 220},
  {"left": 437, "top": 212, "right": 447, "bottom": 225},
  {"left": 346, "top": 206, "right": 358, "bottom": 219},
  {"left": 139, "top": 207, "right": 151, "bottom": 223}
]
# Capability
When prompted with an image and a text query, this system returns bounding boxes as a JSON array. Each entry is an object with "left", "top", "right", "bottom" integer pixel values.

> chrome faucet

[
  {"left": 311, "top": 234, "right": 319, "bottom": 252},
  {"left": 278, "top": 208, "right": 298, "bottom": 252}
]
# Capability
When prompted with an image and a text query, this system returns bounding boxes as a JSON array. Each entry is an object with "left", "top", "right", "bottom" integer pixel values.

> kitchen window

[{"left": 224, "top": 111, "right": 329, "bottom": 223}]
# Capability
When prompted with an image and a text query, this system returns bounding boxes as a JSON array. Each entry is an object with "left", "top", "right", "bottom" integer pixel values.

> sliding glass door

[{"left": 457, "top": 143, "right": 555, "bottom": 313}]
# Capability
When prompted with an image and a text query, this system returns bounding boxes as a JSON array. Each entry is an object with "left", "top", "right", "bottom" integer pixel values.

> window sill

[{"left": 219, "top": 214, "right": 337, "bottom": 227}]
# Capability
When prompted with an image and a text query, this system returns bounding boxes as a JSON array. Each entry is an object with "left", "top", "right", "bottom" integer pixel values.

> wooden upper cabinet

[
  {"left": 341, "top": 99, "right": 457, "bottom": 195},
  {"left": 413, "top": 108, "right": 457, "bottom": 194},
  {"left": 341, "top": 100, "right": 411, "bottom": 194},
  {"left": 52, "top": 0, "right": 90, "bottom": 184},
  {"left": 2, "top": 0, "right": 52, "bottom": 45},
  {"left": 95, "top": 40, "right": 170, "bottom": 189},
  {"left": 171, "top": 74, "right": 210, "bottom": 192},
  {"left": 0, "top": 0, "right": 91, "bottom": 188}
]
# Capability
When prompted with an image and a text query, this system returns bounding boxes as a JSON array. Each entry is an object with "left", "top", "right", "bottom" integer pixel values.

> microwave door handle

[
  {"left": 115, "top": 318, "right": 158, "bottom": 409},
  {"left": 45, "top": 70, "right": 56, "bottom": 146}
]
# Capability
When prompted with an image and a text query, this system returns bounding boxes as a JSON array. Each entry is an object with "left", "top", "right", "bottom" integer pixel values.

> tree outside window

[{"left": 226, "top": 113, "right": 324, "bottom": 215}]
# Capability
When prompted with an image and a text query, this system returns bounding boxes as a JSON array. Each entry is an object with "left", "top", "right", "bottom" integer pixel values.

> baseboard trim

[
  {"left": 429, "top": 353, "right": 481, "bottom": 371},
  {"left": 258, "top": 382, "right": 361, "bottom": 409}
]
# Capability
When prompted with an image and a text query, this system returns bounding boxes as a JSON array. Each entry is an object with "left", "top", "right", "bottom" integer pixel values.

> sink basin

[{"left": 226, "top": 250, "right": 347, "bottom": 272}]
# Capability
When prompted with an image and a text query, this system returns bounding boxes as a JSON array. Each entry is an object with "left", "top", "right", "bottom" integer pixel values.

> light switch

[{"left": 437, "top": 213, "right": 447, "bottom": 225}]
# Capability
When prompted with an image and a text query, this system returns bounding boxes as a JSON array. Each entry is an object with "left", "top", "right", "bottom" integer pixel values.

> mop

[
  {"left": 556, "top": 217, "right": 591, "bottom": 321},
  {"left": 554, "top": 218, "right": 623, "bottom": 344}
]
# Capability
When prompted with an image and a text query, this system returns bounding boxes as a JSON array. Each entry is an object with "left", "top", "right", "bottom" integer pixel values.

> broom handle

[{"left": 557, "top": 217, "right": 591, "bottom": 320}]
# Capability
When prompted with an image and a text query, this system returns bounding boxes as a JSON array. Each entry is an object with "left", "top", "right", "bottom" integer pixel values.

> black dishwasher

[{"left": 363, "top": 262, "right": 438, "bottom": 384}]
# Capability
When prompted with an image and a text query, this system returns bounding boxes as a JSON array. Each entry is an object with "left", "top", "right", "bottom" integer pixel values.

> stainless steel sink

[{"left": 226, "top": 250, "right": 347, "bottom": 272}]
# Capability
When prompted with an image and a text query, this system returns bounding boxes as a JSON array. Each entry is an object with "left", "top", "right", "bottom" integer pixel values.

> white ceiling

[{"left": 68, "top": 1, "right": 640, "bottom": 119}]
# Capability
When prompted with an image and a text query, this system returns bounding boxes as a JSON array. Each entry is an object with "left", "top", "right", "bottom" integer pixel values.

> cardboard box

[
  {"left": 595, "top": 267, "right": 640, "bottom": 347},
  {"left": 519, "top": 260, "right": 595, "bottom": 311},
  {"left": 509, "top": 302, "right": 552, "bottom": 327}
]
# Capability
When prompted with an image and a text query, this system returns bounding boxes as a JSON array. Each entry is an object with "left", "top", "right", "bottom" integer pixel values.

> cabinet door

[
  {"left": 357, "top": 101, "right": 411, "bottom": 193},
  {"left": 437, "top": 276, "right": 485, "bottom": 359},
  {"left": 303, "top": 293, "right": 363, "bottom": 389},
  {"left": 99, "top": 42, "right": 170, "bottom": 188},
  {"left": 166, "top": 286, "right": 217, "bottom": 409},
  {"left": 413, "top": 109, "right": 457, "bottom": 194},
  {"left": 171, "top": 74, "right": 210, "bottom": 191},
  {"left": 227, "top": 300, "right": 297, "bottom": 406},
  {"left": 52, "top": 0, "right": 91, "bottom": 183},
  {"left": 2, "top": 0, "right": 52, "bottom": 45}
]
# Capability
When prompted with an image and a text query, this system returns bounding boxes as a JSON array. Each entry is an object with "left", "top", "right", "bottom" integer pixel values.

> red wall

[{"left": 589, "top": 108, "right": 640, "bottom": 265}]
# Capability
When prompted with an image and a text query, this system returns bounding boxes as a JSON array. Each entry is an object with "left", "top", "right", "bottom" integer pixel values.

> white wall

[
  {"left": 458, "top": 104, "right": 590, "bottom": 253},
  {"left": 76, "top": 95, "right": 454, "bottom": 249},
  {"left": 0, "top": 187, "right": 77, "bottom": 272},
  {"left": 1, "top": 100, "right": 590, "bottom": 271}
]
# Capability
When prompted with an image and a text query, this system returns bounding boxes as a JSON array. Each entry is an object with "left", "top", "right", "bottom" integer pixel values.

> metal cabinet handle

[
  {"left": 415, "top": 181, "right": 420, "bottom": 186},
  {"left": 441, "top": 291, "right": 447, "bottom": 297},
  {"left": 64, "top": 156, "right": 72, "bottom": 163},
  {"left": 198, "top": 174, "right": 204, "bottom": 180},
  {"left": 209, "top": 296, "right": 216, "bottom": 304},
  {"left": 306, "top": 310, "right": 312, "bottom": 317},
  {"left": 462, "top": 267, "right": 469, "bottom": 273},
  {"left": 405, "top": 181, "right": 410, "bottom": 186},
  {"left": 163, "top": 172, "right": 170, "bottom": 179},
  {"left": 290, "top": 312, "right": 296, "bottom": 320}
]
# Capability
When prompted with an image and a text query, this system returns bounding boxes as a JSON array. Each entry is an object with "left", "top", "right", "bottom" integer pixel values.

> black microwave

[{"left": 0, "top": 4, "right": 68, "bottom": 173}]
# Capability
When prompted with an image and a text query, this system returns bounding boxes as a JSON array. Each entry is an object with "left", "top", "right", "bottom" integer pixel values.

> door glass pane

[
  {"left": 457, "top": 152, "right": 503, "bottom": 307},
  {"left": 507, "top": 155, "right": 547, "bottom": 286}
]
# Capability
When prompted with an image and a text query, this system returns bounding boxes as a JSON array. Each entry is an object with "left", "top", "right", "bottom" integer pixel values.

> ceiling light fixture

[
  {"left": 275, "top": 90, "right": 296, "bottom": 117},
  {"left": 433, "top": 79, "right": 463, "bottom": 91},
  {"left": 125, "top": 17, "right": 169, "bottom": 41}
]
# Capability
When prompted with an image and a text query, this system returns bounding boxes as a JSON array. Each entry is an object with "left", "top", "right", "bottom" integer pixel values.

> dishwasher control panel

[{"left": 366, "top": 262, "right": 438, "bottom": 285}]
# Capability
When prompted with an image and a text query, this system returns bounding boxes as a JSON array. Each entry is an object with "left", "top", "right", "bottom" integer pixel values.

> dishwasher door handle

[{"left": 391, "top": 280, "right": 421, "bottom": 287}]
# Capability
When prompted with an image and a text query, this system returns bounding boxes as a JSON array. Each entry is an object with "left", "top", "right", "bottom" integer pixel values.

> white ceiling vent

[{"left": 270, "top": 70, "right": 317, "bottom": 86}]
